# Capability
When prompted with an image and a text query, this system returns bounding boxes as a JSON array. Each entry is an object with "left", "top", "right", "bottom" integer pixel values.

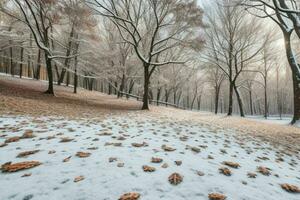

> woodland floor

[{"left": 0, "top": 75, "right": 300, "bottom": 200}]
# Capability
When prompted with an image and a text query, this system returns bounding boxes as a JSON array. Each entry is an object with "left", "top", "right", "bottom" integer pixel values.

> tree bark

[
  {"left": 233, "top": 84, "right": 245, "bottom": 117},
  {"left": 283, "top": 31, "right": 300, "bottom": 124},
  {"left": 19, "top": 47, "right": 24, "bottom": 78},
  {"left": 44, "top": 55, "right": 54, "bottom": 95},
  {"left": 227, "top": 82, "right": 234, "bottom": 116},
  {"left": 142, "top": 64, "right": 150, "bottom": 110}
]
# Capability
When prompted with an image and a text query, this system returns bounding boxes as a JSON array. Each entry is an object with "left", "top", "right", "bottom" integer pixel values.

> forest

[{"left": 0, "top": 0, "right": 299, "bottom": 200}]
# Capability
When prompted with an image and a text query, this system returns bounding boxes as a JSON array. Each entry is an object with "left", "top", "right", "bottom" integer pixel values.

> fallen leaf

[
  {"left": 22, "top": 130, "right": 35, "bottom": 139},
  {"left": 60, "top": 137, "right": 74, "bottom": 143},
  {"left": 74, "top": 175, "right": 85, "bottom": 183},
  {"left": 63, "top": 156, "right": 72, "bottom": 162},
  {"left": 142, "top": 165, "right": 156, "bottom": 172},
  {"left": 5, "top": 136, "right": 20, "bottom": 143},
  {"left": 208, "top": 193, "right": 226, "bottom": 200},
  {"left": 247, "top": 172, "right": 257, "bottom": 178},
  {"left": 119, "top": 192, "right": 140, "bottom": 200},
  {"left": 222, "top": 161, "right": 240, "bottom": 168},
  {"left": 257, "top": 166, "right": 271, "bottom": 176},
  {"left": 151, "top": 157, "right": 163, "bottom": 163},
  {"left": 76, "top": 152, "right": 91, "bottom": 158},
  {"left": 219, "top": 167, "right": 232, "bottom": 176},
  {"left": 17, "top": 150, "right": 40, "bottom": 158},
  {"left": 131, "top": 142, "right": 148, "bottom": 147},
  {"left": 162, "top": 144, "right": 176, "bottom": 152},
  {"left": 168, "top": 173, "right": 183, "bottom": 185},
  {"left": 21, "top": 173, "right": 32, "bottom": 177},
  {"left": 280, "top": 184, "right": 300, "bottom": 193},
  {"left": 1, "top": 161, "right": 42, "bottom": 173},
  {"left": 174, "top": 161, "right": 182, "bottom": 166}
]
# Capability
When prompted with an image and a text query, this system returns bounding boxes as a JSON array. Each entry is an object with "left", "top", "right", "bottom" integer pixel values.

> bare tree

[{"left": 87, "top": 0, "right": 204, "bottom": 109}]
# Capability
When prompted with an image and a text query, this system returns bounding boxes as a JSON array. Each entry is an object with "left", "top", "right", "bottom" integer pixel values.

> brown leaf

[
  {"left": 162, "top": 144, "right": 176, "bottom": 152},
  {"left": 247, "top": 172, "right": 257, "bottom": 178},
  {"left": 22, "top": 130, "right": 35, "bottom": 139},
  {"left": 151, "top": 157, "right": 163, "bottom": 163},
  {"left": 48, "top": 150, "right": 56, "bottom": 154},
  {"left": 60, "top": 137, "right": 74, "bottom": 143},
  {"left": 219, "top": 167, "right": 232, "bottom": 176},
  {"left": 222, "top": 161, "right": 240, "bottom": 169},
  {"left": 1, "top": 161, "right": 42, "bottom": 173},
  {"left": 131, "top": 142, "right": 148, "bottom": 147},
  {"left": 208, "top": 193, "right": 227, "bottom": 200},
  {"left": 161, "top": 163, "right": 169, "bottom": 168},
  {"left": 168, "top": 172, "right": 183, "bottom": 185},
  {"left": 191, "top": 147, "right": 201, "bottom": 153},
  {"left": 5, "top": 136, "right": 20, "bottom": 143},
  {"left": 76, "top": 152, "right": 91, "bottom": 158},
  {"left": 257, "top": 166, "right": 271, "bottom": 176},
  {"left": 17, "top": 150, "right": 40, "bottom": 158},
  {"left": 119, "top": 192, "right": 140, "bottom": 200},
  {"left": 63, "top": 156, "right": 72, "bottom": 162},
  {"left": 74, "top": 175, "right": 85, "bottom": 183},
  {"left": 280, "top": 184, "right": 300, "bottom": 193},
  {"left": 174, "top": 161, "right": 182, "bottom": 166},
  {"left": 142, "top": 165, "right": 156, "bottom": 172},
  {"left": 21, "top": 173, "right": 32, "bottom": 177}
]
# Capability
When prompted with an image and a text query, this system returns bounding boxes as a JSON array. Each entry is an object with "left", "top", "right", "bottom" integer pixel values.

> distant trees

[
  {"left": 88, "top": 0, "right": 204, "bottom": 110},
  {"left": 203, "top": 1, "right": 266, "bottom": 117},
  {"left": 241, "top": 0, "right": 300, "bottom": 123}
]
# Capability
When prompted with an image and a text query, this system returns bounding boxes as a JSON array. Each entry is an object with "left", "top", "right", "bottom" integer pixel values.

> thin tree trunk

[
  {"left": 227, "top": 82, "right": 234, "bottom": 116},
  {"left": 44, "top": 55, "right": 54, "bottom": 95},
  {"left": 233, "top": 84, "right": 245, "bottom": 117},
  {"left": 19, "top": 47, "right": 24, "bottom": 78},
  {"left": 142, "top": 65, "right": 150, "bottom": 110}
]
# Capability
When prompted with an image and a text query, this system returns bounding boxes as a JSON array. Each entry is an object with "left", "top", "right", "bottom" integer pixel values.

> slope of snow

[{"left": 0, "top": 114, "right": 299, "bottom": 200}]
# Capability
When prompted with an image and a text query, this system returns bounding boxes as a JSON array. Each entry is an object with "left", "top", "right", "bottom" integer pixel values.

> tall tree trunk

[
  {"left": 283, "top": 31, "right": 300, "bottom": 124},
  {"left": 58, "top": 25, "right": 75, "bottom": 85},
  {"left": 10, "top": 45, "right": 14, "bottom": 76},
  {"left": 35, "top": 49, "right": 41, "bottom": 80},
  {"left": 249, "top": 89, "right": 253, "bottom": 115},
  {"left": 74, "top": 55, "right": 78, "bottom": 94},
  {"left": 214, "top": 86, "right": 220, "bottom": 114},
  {"left": 233, "top": 84, "right": 245, "bottom": 117},
  {"left": 44, "top": 55, "right": 54, "bottom": 95},
  {"left": 227, "top": 82, "right": 234, "bottom": 116},
  {"left": 118, "top": 74, "right": 126, "bottom": 98},
  {"left": 156, "top": 88, "right": 161, "bottom": 105},
  {"left": 19, "top": 47, "right": 24, "bottom": 78},
  {"left": 264, "top": 78, "right": 268, "bottom": 119},
  {"left": 142, "top": 65, "right": 150, "bottom": 110}
]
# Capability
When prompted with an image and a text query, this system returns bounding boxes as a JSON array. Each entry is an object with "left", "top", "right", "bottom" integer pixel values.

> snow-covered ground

[
  {"left": 246, "top": 116, "right": 293, "bottom": 126},
  {"left": 0, "top": 114, "right": 299, "bottom": 200}
]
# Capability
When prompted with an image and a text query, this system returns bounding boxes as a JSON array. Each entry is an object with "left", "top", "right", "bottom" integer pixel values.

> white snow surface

[{"left": 0, "top": 114, "right": 299, "bottom": 200}]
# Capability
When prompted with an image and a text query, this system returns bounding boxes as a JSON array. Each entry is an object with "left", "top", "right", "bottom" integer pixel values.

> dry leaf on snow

[
  {"left": 74, "top": 175, "right": 85, "bottom": 183},
  {"left": 76, "top": 152, "right": 91, "bottom": 158},
  {"left": 280, "top": 184, "right": 300, "bottom": 193},
  {"left": 119, "top": 192, "right": 140, "bottom": 200},
  {"left": 1, "top": 161, "right": 42, "bottom": 173},
  {"left": 142, "top": 165, "right": 156, "bottom": 172},
  {"left": 208, "top": 193, "right": 227, "bottom": 200},
  {"left": 168, "top": 172, "right": 183, "bottom": 185},
  {"left": 17, "top": 150, "right": 40, "bottom": 158}
]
